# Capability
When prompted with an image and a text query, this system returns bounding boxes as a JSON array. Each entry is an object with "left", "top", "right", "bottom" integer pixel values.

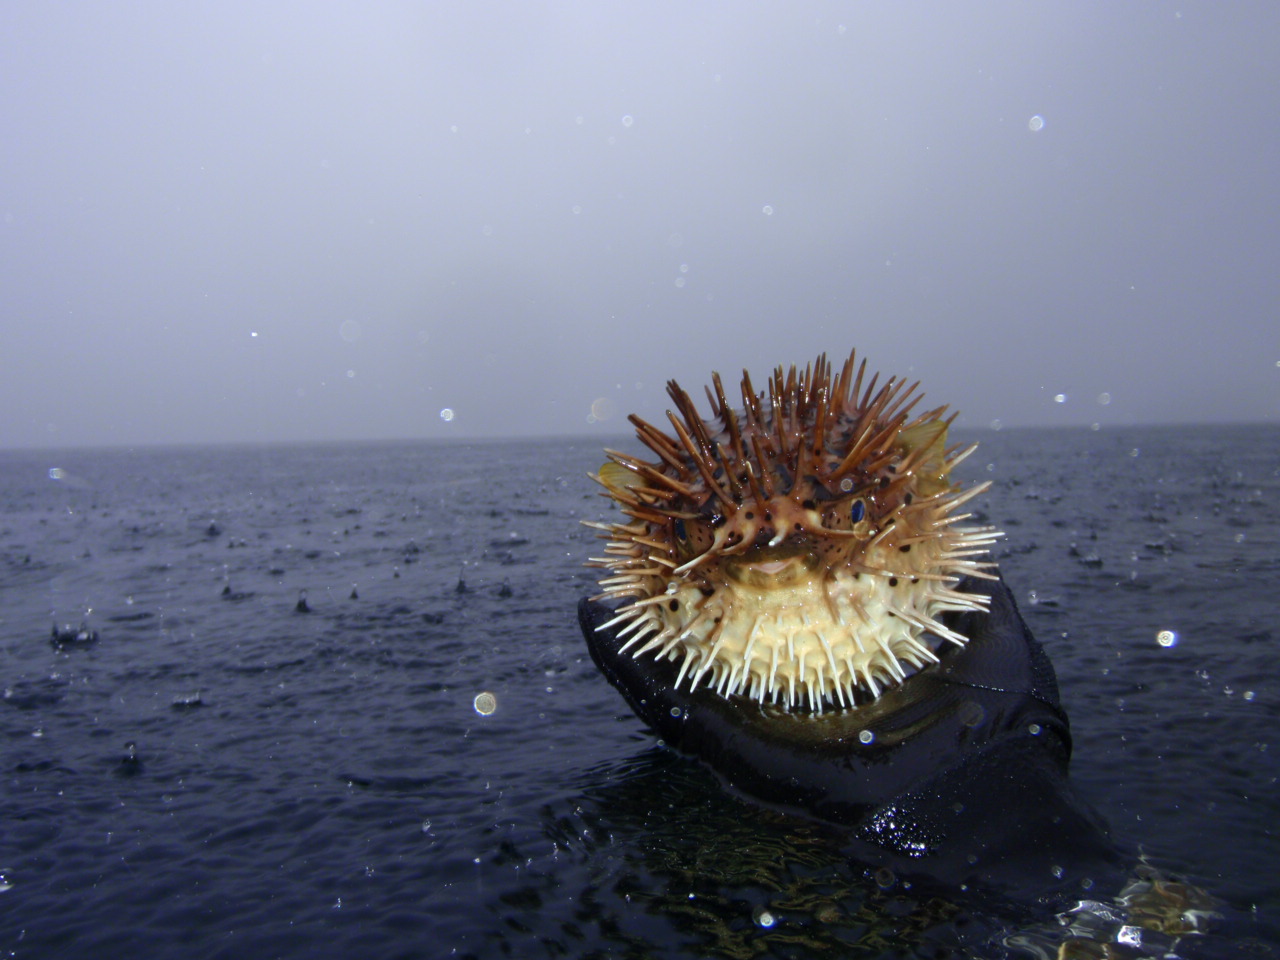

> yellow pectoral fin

[
  {"left": 598, "top": 460, "right": 642, "bottom": 496},
  {"left": 896, "top": 420, "right": 951, "bottom": 496}
]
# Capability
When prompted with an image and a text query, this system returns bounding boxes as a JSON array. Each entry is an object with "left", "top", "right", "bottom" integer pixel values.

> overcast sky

[{"left": 2, "top": 2, "right": 1276, "bottom": 449}]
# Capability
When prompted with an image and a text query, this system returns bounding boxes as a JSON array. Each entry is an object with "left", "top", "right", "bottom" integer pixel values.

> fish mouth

[{"left": 723, "top": 545, "right": 820, "bottom": 588}]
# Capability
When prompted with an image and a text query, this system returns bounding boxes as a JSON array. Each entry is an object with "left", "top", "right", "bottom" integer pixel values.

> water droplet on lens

[
  {"left": 752, "top": 906, "right": 776, "bottom": 928},
  {"left": 473, "top": 691, "right": 497, "bottom": 715},
  {"left": 858, "top": 729, "right": 874, "bottom": 744}
]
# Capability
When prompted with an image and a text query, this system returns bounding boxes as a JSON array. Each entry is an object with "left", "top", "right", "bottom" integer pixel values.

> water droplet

[
  {"left": 1097, "top": 392, "right": 1112, "bottom": 405},
  {"left": 1051, "top": 864, "right": 1065, "bottom": 879},
  {"left": 439, "top": 408, "right": 455, "bottom": 422},
  {"left": 752, "top": 906, "right": 776, "bottom": 928},
  {"left": 473, "top": 691, "right": 497, "bottom": 715},
  {"left": 1156, "top": 629, "right": 1177, "bottom": 648},
  {"left": 761, "top": 204, "right": 774, "bottom": 216},
  {"left": 1029, "top": 114, "right": 1045, "bottom": 132},
  {"left": 621, "top": 115, "right": 634, "bottom": 127},
  {"left": 858, "top": 729, "right": 875, "bottom": 744},
  {"left": 958, "top": 701, "right": 985, "bottom": 727},
  {"left": 1054, "top": 393, "right": 1067, "bottom": 403}
]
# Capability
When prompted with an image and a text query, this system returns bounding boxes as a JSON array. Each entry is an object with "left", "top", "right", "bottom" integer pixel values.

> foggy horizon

[{"left": 3, "top": 3, "right": 1277, "bottom": 451}]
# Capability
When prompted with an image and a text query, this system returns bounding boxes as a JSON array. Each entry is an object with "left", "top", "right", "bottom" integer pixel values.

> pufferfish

[{"left": 584, "top": 350, "right": 1002, "bottom": 714}]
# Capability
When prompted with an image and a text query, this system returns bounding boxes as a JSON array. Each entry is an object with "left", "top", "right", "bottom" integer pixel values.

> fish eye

[
  {"left": 850, "top": 499, "right": 866, "bottom": 524},
  {"left": 673, "top": 518, "right": 688, "bottom": 542}
]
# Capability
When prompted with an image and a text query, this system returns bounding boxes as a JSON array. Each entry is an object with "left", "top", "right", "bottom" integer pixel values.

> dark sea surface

[{"left": 2, "top": 426, "right": 1277, "bottom": 959}]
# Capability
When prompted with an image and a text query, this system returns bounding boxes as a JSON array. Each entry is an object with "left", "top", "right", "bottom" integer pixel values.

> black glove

[{"left": 580, "top": 575, "right": 1124, "bottom": 896}]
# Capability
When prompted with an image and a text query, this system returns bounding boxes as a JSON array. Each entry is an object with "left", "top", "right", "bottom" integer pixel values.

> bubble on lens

[{"left": 752, "top": 906, "right": 776, "bottom": 928}]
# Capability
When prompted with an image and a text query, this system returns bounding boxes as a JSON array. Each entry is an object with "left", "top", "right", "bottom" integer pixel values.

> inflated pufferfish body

[{"left": 586, "top": 350, "right": 1002, "bottom": 713}]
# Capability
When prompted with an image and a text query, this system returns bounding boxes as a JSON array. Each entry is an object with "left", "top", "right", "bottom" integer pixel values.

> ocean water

[{"left": 1, "top": 426, "right": 1277, "bottom": 959}]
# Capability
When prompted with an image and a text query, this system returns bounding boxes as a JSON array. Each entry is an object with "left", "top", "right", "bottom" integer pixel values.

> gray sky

[{"left": 2, "top": 2, "right": 1277, "bottom": 449}]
